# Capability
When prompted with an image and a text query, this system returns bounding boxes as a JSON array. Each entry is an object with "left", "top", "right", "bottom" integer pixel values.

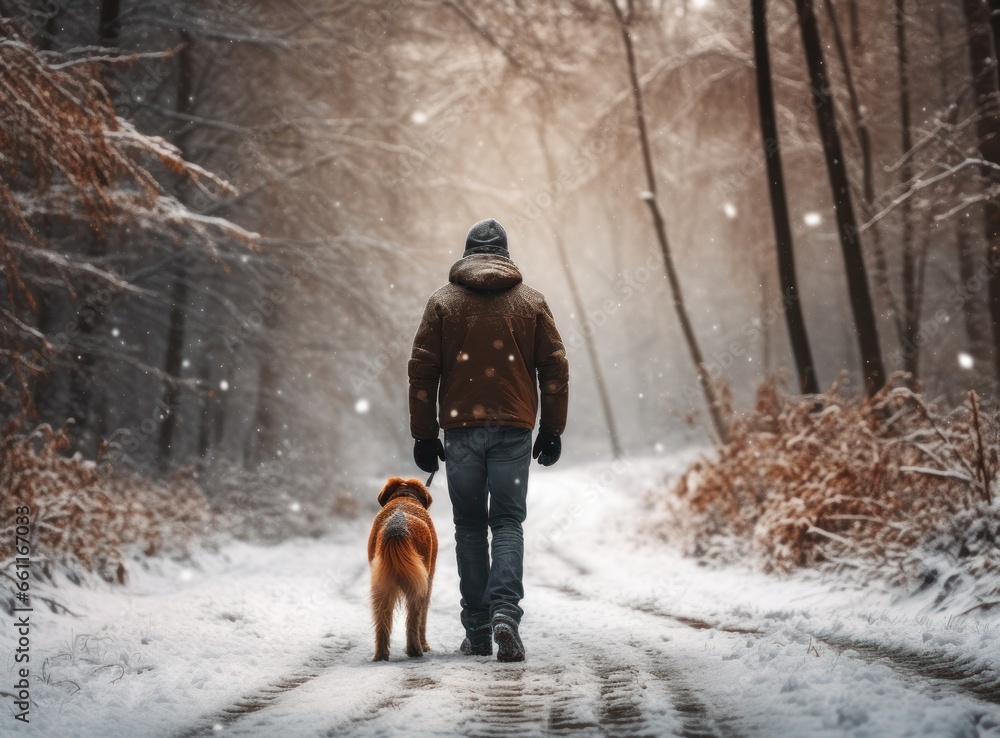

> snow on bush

[
  {"left": 0, "top": 424, "right": 211, "bottom": 595},
  {"left": 662, "top": 374, "right": 1000, "bottom": 609}
]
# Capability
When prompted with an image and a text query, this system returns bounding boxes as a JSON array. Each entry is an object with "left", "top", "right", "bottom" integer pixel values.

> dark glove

[
  {"left": 413, "top": 438, "right": 445, "bottom": 473},
  {"left": 532, "top": 431, "right": 561, "bottom": 466}
]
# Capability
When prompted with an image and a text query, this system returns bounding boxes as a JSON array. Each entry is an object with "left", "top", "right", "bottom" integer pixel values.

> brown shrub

[
  {"left": 0, "top": 425, "right": 212, "bottom": 586},
  {"left": 664, "top": 374, "right": 1000, "bottom": 590}
]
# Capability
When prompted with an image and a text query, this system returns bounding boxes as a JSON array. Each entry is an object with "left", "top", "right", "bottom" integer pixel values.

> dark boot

[
  {"left": 459, "top": 624, "right": 492, "bottom": 656},
  {"left": 491, "top": 613, "right": 525, "bottom": 662}
]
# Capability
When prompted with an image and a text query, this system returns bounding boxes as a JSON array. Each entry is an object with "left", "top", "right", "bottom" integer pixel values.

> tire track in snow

[
  {"left": 532, "top": 558, "right": 735, "bottom": 736},
  {"left": 175, "top": 563, "right": 369, "bottom": 738},
  {"left": 540, "top": 546, "right": 1000, "bottom": 712},
  {"left": 449, "top": 580, "right": 692, "bottom": 738},
  {"left": 174, "top": 633, "right": 359, "bottom": 737},
  {"left": 594, "top": 660, "right": 674, "bottom": 738},
  {"left": 638, "top": 645, "right": 739, "bottom": 738},
  {"left": 589, "top": 646, "right": 728, "bottom": 738},
  {"left": 540, "top": 515, "right": 1000, "bottom": 713},
  {"left": 326, "top": 672, "right": 442, "bottom": 736},
  {"left": 809, "top": 632, "right": 1000, "bottom": 706},
  {"left": 632, "top": 602, "right": 1000, "bottom": 708},
  {"left": 455, "top": 664, "right": 557, "bottom": 738},
  {"left": 534, "top": 580, "right": 731, "bottom": 737}
]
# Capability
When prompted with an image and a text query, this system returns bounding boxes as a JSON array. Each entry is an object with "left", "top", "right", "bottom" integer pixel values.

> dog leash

[{"left": 425, "top": 470, "right": 436, "bottom": 487}]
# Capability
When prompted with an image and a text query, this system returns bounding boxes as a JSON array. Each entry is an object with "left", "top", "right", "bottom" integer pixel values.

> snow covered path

[{"left": 6, "top": 453, "right": 1000, "bottom": 737}]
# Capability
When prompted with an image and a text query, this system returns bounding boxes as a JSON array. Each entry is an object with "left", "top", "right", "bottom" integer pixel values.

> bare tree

[
  {"left": 606, "top": 0, "right": 730, "bottom": 444},
  {"left": 158, "top": 29, "right": 195, "bottom": 471},
  {"left": 795, "top": 0, "right": 886, "bottom": 395},
  {"left": 752, "top": 0, "right": 818, "bottom": 395},
  {"left": 823, "top": 0, "right": 904, "bottom": 352},
  {"left": 961, "top": 0, "right": 1000, "bottom": 382},
  {"left": 895, "top": 0, "right": 924, "bottom": 379},
  {"left": 537, "top": 118, "right": 623, "bottom": 459}
]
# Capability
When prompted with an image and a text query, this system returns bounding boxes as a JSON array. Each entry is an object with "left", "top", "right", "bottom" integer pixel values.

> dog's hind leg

[
  {"left": 419, "top": 581, "right": 432, "bottom": 652},
  {"left": 405, "top": 595, "right": 425, "bottom": 658},
  {"left": 371, "top": 579, "right": 397, "bottom": 662}
]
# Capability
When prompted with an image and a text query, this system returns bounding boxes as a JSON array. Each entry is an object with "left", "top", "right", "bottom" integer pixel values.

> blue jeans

[{"left": 444, "top": 426, "right": 531, "bottom": 634}]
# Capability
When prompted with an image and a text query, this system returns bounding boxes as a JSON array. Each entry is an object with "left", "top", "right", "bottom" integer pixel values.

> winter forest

[{"left": 3, "top": 0, "right": 1000, "bottom": 736}]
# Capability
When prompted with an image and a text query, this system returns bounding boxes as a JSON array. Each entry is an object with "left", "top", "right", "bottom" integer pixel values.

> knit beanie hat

[{"left": 464, "top": 218, "right": 509, "bottom": 257}]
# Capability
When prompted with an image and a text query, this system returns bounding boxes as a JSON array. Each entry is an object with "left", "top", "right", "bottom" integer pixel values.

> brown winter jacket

[{"left": 408, "top": 254, "right": 569, "bottom": 440}]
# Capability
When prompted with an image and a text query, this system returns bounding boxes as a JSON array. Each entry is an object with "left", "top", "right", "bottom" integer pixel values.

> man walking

[{"left": 408, "top": 218, "right": 569, "bottom": 662}]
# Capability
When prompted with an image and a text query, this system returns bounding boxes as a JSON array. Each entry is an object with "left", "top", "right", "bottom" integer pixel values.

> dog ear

[
  {"left": 406, "top": 478, "right": 432, "bottom": 509},
  {"left": 378, "top": 477, "right": 406, "bottom": 507}
]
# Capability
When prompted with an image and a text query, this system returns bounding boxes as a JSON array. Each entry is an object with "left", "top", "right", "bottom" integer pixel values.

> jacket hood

[{"left": 449, "top": 254, "right": 522, "bottom": 292}]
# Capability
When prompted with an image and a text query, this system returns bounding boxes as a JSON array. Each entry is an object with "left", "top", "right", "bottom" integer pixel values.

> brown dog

[{"left": 368, "top": 477, "right": 438, "bottom": 661}]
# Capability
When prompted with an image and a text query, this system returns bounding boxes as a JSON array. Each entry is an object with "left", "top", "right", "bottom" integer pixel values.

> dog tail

[{"left": 375, "top": 512, "right": 429, "bottom": 599}]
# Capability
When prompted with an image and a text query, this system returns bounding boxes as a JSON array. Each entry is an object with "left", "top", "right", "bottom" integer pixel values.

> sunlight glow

[
  {"left": 355, "top": 398, "right": 370, "bottom": 414},
  {"left": 803, "top": 211, "right": 822, "bottom": 227},
  {"left": 958, "top": 352, "right": 974, "bottom": 370},
  {"left": 723, "top": 203, "right": 737, "bottom": 219}
]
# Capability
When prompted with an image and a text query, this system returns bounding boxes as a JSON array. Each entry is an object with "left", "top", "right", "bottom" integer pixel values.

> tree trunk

[
  {"left": 896, "top": 0, "right": 921, "bottom": 379},
  {"left": 752, "top": 0, "right": 819, "bottom": 395},
  {"left": 847, "top": 0, "right": 861, "bottom": 52},
  {"left": 795, "top": 0, "right": 886, "bottom": 396},
  {"left": 31, "top": 292, "right": 57, "bottom": 418},
  {"left": 213, "top": 358, "right": 235, "bottom": 457},
  {"left": 157, "top": 265, "right": 189, "bottom": 471},
  {"left": 958, "top": 212, "right": 994, "bottom": 363},
  {"left": 66, "top": 0, "right": 121, "bottom": 454},
  {"left": 553, "top": 228, "right": 623, "bottom": 457},
  {"left": 196, "top": 343, "right": 213, "bottom": 464},
  {"left": 962, "top": 0, "right": 1000, "bottom": 383},
  {"left": 536, "top": 120, "right": 623, "bottom": 458},
  {"left": 606, "top": 0, "right": 730, "bottom": 444},
  {"left": 245, "top": 313, "right": 281, "bottom": 469},
  {"left": 989, "top": 0, "right": 1000, "bottom": 70},
  {"left": 99, "top": 0, "right": 120, "bottom": 47},
  {"left": 157, "top": 30, "right": 195, "bottom": 472},
  {"left": 761, "top": 264, "right": 773, "bottom": 374},
  {"left": 824, "top": 0, "right": 904, "bottom": 350}
]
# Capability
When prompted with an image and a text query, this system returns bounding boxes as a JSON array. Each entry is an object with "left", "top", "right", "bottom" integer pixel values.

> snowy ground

[{"left": 4, "top": 451, "right": 1000, "bottom": 737}]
